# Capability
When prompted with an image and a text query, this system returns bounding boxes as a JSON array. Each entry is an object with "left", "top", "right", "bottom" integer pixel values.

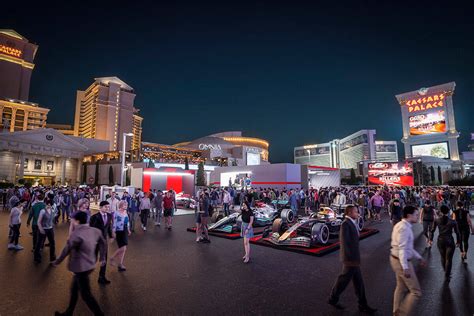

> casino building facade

[
  {"left": 294, "top": 130, "right": 398, "bottom": 170},
  {"left": 140, "top": 131, "right": 270, "bottom": 167},
  {"left": 396, "top": 82, "right": 460, "bottom": 160},
  {"left": 0, "top": 29, "right": 36, "bottom": 101}
]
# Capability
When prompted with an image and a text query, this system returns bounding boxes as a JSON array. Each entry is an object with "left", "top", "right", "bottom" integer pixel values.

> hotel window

[
  {"left": 46, "top": 161, "right": 54, "bottom": 171},
  {"left": 34, "top": 159, "right": 42, "bottom": 170}
]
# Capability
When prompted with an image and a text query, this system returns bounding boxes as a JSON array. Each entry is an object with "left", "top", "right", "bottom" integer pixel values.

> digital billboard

[
  {"left": 368, "top": 162, "right": 414, "bottom": 186},
  {"left": 411, "top": 142, "right": 449, "bottom": 159},
  {"left": 409, "top": 110, "right": 446, "bottom": 135},
  {"left": 246, "top": 152, "right": 260, "bottom": 166}
]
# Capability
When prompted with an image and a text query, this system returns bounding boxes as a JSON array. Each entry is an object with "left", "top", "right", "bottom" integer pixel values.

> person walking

[
  {"left": 162, "top": 191, "right": 175, "bottom": 230},
  {"left": 241, "top": 202, "right": 254, "bottom": 263},
  {"left": 34, "top": 201, "right": 57, "bottom": 263},
  {"left": 106, "top": 191, "right": 120, "bottom": 213},
  {"left": 419, "top": 200, "right": 436, "bottom": 248},
  {"left": 52, "top": 211, "right": 106, "bottom": 316},
  {"left": 390, "top": 205, "right": 425, "bottom": 316},
  {"left": 153, "top": 190, "right": 164, "bottom": 227},
  {"left": 431, "top": 205, "right": 461, "bottom": 282},
  {"left": 27, "top": 193, "right": 46, "bottom": 253},
  {"left": 8, "top": 199, "right": 26, "bottom": 250},
  {"left": 328, "top": 205, "right": 376, "bottom": 314},
  {"left": 110, "top": 200, "right": 131, "bottom": 272},
  {"left": 222, "top": 188, "right": 232, "bottom": 217},
  {"left": 197, "top": 191, "right": 210, "bottom": 243},
  {"left": 68, "top": 198, "right": 91, "bottom": 237},
  {"left": 369, "top": 192, "right": 384, "bottom": 222},
  {"left": 139, "top": 192, "right": 151, "bottom": 231},
  {"left": 128, "top": 193, "right": 140, "bottom": 232},
  {"left": 390, "top": 199, "right": 403, "bottom": 226},
  {"left": 89, "top": 201, "right": 114, "bottom": 284},
  {"left": 452, "top": 201, "right": 473, "bottom": 262}
]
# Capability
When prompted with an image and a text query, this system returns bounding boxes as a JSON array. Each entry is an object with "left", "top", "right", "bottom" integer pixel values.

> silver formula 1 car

[
  {"left": 265, "top": 206, "right": 364, "bottom": 247},
  {"left": 208, "top": 201, "right": 295, "bottom": 234}
]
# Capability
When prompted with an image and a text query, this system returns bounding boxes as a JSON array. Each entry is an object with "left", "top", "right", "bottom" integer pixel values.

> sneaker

[
  {"left": 7, "top": 243, "right": 15, "bottom": 250},
  {"left": 14, "top": 245, "right": 24, "bottom": 250},
  {"left": 143, "top": 227, "right": 147, "bottom": 231},
  {"left": 155, "top": 223, "right": 161, "bottom": 227}
]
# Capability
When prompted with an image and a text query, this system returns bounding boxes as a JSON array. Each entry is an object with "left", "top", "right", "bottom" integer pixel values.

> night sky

[{"left": 4, "top": 1, "right": 474, "bottom": 162}]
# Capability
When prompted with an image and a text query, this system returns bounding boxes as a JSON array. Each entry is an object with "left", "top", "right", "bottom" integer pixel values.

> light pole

[
  {"left": 306, "top": 149, "right": 311, "bottom": 165},
  {"left": 121, "top": 132, "right": 134, "bottom": 187}
]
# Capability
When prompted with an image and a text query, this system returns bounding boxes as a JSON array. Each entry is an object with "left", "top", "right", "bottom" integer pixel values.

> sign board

[{"left": 368, "top": 162, "right": 414, "bottom": 186}]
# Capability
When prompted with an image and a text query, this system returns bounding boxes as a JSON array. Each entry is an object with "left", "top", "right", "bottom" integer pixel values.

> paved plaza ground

[{"left": 0, "top": 209, "right": 473, "bottom": 316}]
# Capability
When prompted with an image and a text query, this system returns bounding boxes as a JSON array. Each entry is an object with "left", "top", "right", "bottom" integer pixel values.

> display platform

[
  {"left": 186, "top": 226, "right": 267, "bottom": 240},
  {"left": 249, "top": 228, "right": 379, "bottom": 257}
]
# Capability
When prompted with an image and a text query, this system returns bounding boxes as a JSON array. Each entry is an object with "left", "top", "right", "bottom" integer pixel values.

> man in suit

[
  {"left": 328, "top": 205, "right": 377, "bottom": 314},
  {"left": 89, "top": 201, "right": 114, "bottom": 285},
  {"left": 53, "top": 211, "right": 106, "bottom": 316}
]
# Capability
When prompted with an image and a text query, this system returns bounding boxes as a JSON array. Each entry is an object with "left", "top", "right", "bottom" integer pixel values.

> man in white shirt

[
  {"left": 107, "top": 192, "right": 120, "bottom": 213},
  {"left": 390, "top": 205, "right": 426, "bottom": 316}
]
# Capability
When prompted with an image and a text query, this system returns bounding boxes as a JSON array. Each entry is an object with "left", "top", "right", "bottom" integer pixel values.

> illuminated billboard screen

[
  {"left": 412, "top": 142, "right": 449, "bottom": 159},
  {"left": 247, "top": 152, "right": 260, "bottom": 166},
  {"left": 409, "top": 110, "right": 446, "bottom": 135},
  {"left": 368, "top": 162, "right": 414, "bottom": 186}
]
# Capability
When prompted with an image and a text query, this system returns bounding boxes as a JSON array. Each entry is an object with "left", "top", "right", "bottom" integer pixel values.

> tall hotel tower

[{"left": 73, "top": 77, "right": 143, "bottom": 151}]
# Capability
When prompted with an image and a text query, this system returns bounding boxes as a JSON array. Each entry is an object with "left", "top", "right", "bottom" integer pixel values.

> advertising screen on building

[
  {"left": 368, "top": 162, "right": 414, "bottom": 186},
  {"left": 409, "top": 110, "right": 446, "bottom": 135},
  {"left": 375, "top": 144, "right": 397, "bottom": 153},
  {"left": 412, "top": 142, "right": 449, "bottom": 159},
  {"left": 246, "top": 152, "right": 260, "bottom": 165}
]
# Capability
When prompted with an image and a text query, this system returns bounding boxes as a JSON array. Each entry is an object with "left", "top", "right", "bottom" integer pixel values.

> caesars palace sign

[
  {"left": 404, "top": 93, "right": 445, "bottom": 113},
  {"left": 0, "top": 44, "right": 22, "bottom": 58}
]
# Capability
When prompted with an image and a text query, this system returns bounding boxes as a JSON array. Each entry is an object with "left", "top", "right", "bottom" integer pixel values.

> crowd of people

[{"left": 1, "top": 184, "right": 473, "bottom": 315}]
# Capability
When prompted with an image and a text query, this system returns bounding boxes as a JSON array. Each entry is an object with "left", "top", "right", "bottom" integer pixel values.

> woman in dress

[
  {"left": 240, "top": 202, "right": 254, "bottom": 263},
  {"left": 110, "top": 200, "right": 131, "bottom": 272}
]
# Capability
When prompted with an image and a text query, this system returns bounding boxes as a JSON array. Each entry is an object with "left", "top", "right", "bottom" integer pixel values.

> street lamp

[
  {"left": 306, "top": 149, "right": 311, "bottom": 165},
  {"left": 121, "top": 132, "right": 134, "bottom": 187}
]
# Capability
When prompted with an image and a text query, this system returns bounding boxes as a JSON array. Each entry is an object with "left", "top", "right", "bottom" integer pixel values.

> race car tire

[
  {"left": 280, "top": 209, "right": 295, "bottom": 224},
  {"left": 357, "top": 216, "right": 364, "bottom": 231},
  {"left": 311, "top": 223, "right": 330, "bottom": 245}
]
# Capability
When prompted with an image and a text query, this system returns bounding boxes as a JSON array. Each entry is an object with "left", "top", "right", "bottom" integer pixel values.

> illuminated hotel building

[
  {"left": 294, "top": 130, "right": 398, "bottom": 170},
  {"left": 0, "top": 29, "right": 37, "bottom": 101},
  {"left": 396, "top": 82, "right": 460, "bottom": 160},
  {"left": 74, "top": 77, "right": 143, "bottom": 151},
  {"left": 0, "top": 98, "right": 49, "bottom": 132},
  {"left": 0, "top": 29, "right": 50, "bottom": 132}
]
